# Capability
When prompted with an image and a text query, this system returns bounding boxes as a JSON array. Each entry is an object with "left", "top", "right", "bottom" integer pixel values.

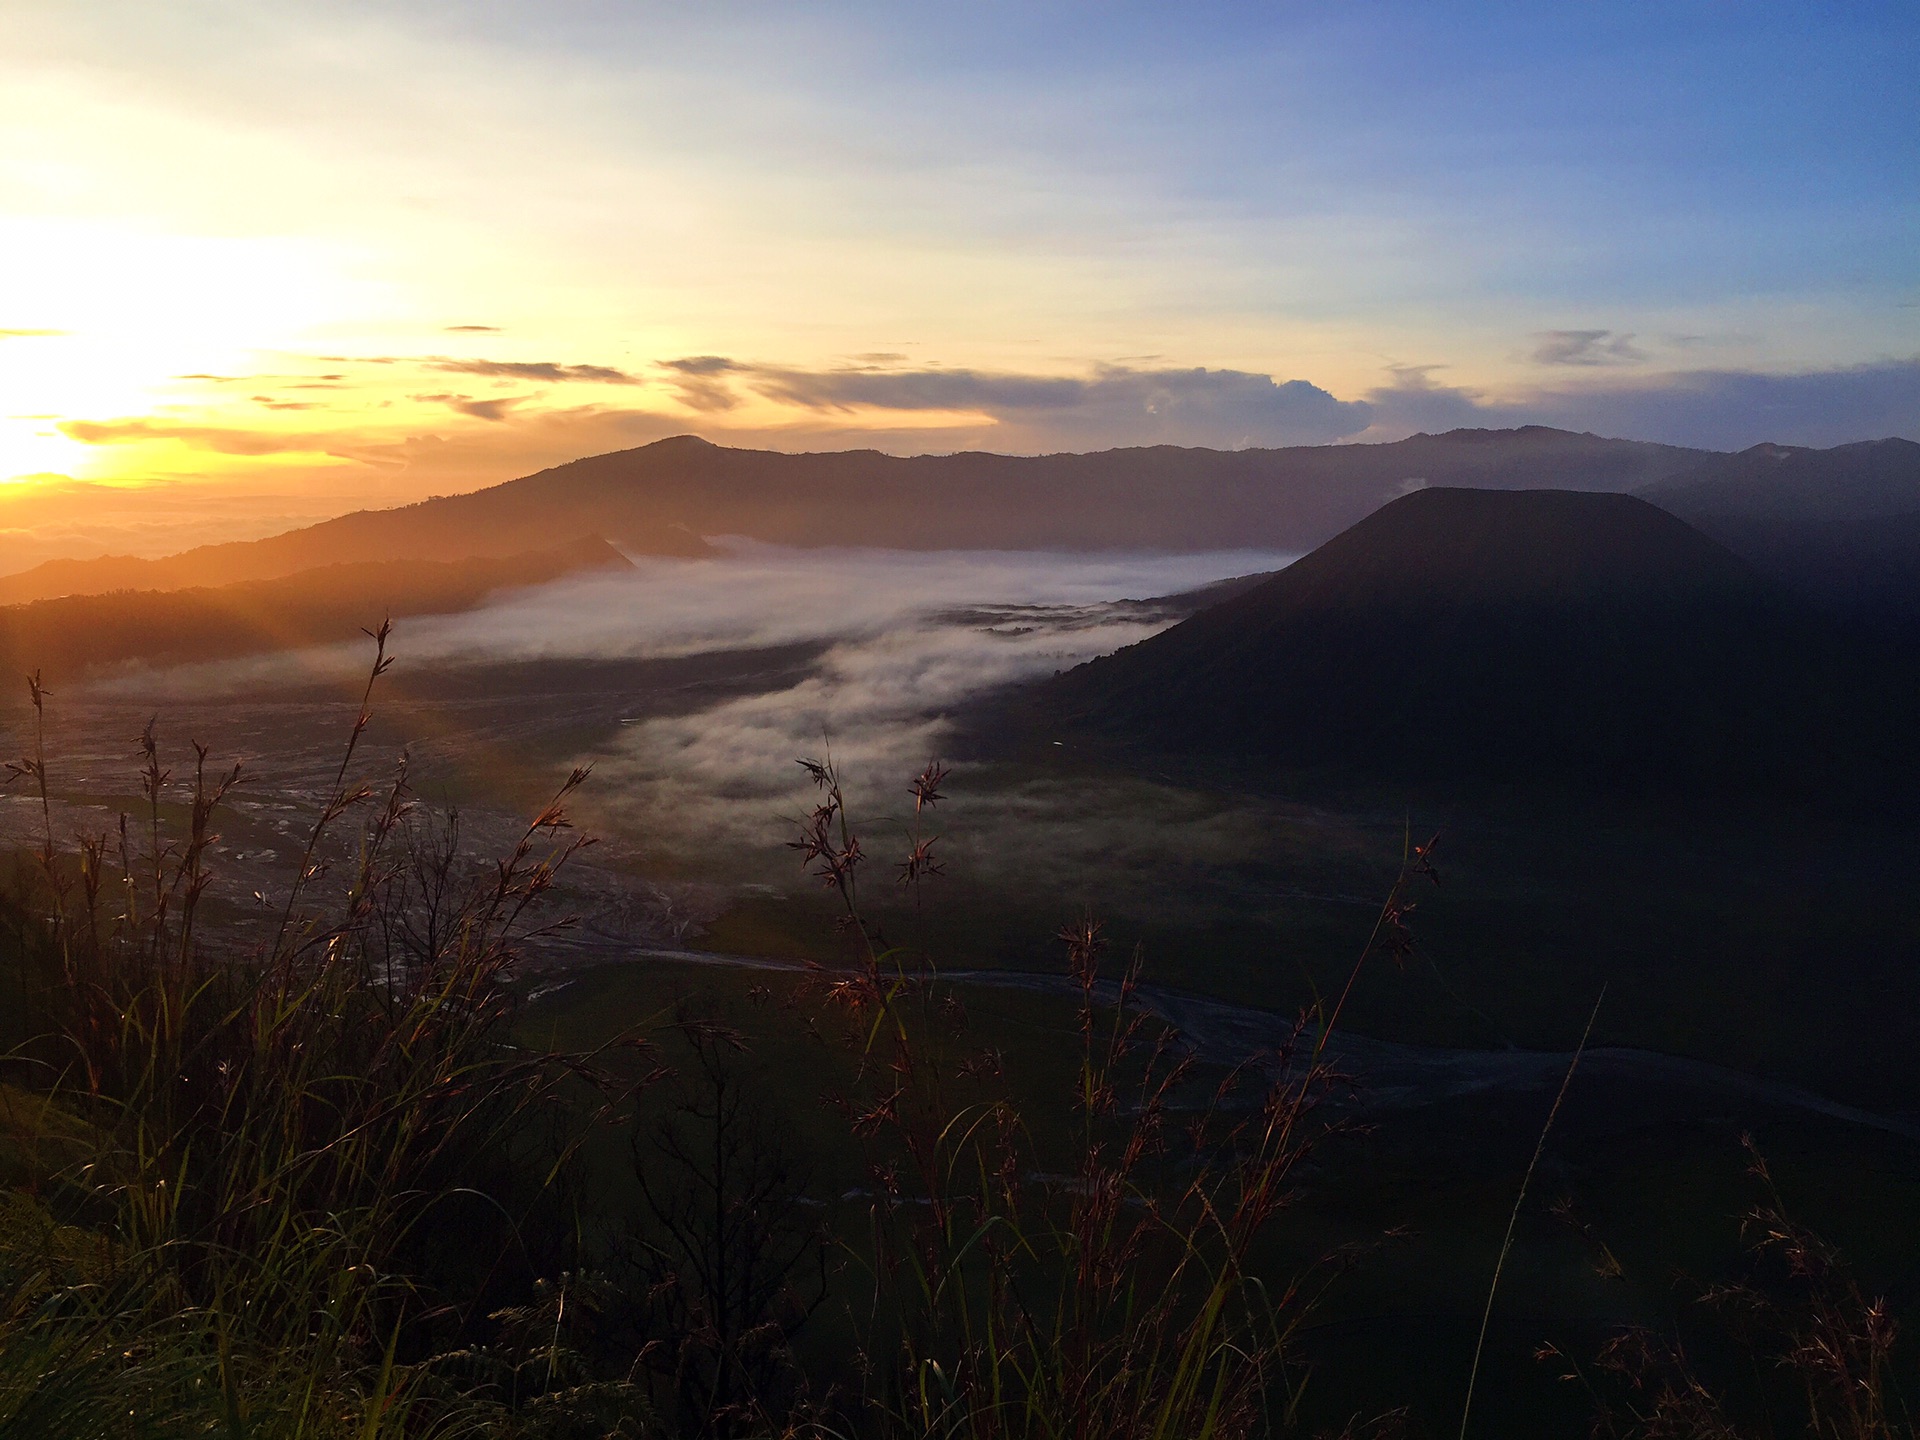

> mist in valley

[{"left": 9, "top": 544, "right": 1315, "bottom": 944}]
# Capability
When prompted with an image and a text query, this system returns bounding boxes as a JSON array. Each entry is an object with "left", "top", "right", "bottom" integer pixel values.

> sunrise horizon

[
  {"left": 10, "top": 8, "right": 1920, "bottom": 1435},
  {"left": 5, "top": 2, "right": 1915, "bottom": 528}
]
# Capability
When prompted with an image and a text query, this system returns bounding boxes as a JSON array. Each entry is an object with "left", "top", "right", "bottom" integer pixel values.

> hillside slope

[
  {"left": 1641, "top": 439, "right": 1920, "bottom": 635},
  {"left": 0, "top": 428, "right": 1703, "bottom": 602},
  {"left": 1642, "top": 437, "right": 1920, "bottom": 523},
  {"left": 0, "top": 492, "right": 705, "bottom": 604},
  {"left": 0, "top": 535, "right": 632, "bottom": 680},
  {"left": 1035, "top": 487, "right": 1902, "bottom": 800}
]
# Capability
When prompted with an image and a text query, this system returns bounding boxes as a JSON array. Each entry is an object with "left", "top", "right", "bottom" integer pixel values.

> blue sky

[{"left": 0, "top": 0, "right": 1914, "bottom": 498}]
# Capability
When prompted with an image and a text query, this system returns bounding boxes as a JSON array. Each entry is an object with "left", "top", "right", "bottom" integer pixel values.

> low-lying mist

[
  {"left": 87, "top": 543, "right": 1298, "bottom": 905},
  {"left": 549, "top": 546, "right": 1322, "bottom": 919},
  {"left": 96, "top": 542, "right": 1283, "bottom": 687}
]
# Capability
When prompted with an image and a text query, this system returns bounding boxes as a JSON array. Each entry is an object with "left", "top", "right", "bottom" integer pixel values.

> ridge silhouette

[{"left": 0, "top": 428, "right": 1700, "bottom": 603}]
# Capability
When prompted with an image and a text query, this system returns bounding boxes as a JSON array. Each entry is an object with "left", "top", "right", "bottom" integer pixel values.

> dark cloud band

[{"left": 667, "top": 359, "right": 1377, "bottom": 447}]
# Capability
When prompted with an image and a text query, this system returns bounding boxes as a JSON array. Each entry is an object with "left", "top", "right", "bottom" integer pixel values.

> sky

[{"left": 2, "top": 0, "right": 1916, "bottom": 528}]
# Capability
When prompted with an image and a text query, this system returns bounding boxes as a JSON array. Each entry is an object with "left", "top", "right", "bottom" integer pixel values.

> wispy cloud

[
  {"left": 57, "top": 418, "right": 346, "bottom": 455},
  {"left": 428, "top": 357, "right": 638, "bottom": 384},
  {"left": 410, "top": 391, "right": 532, "bottom": 421},
  {"left": 659, "top": 356, "right": 748, "bottom": 413},
  {"left": 176, "top": 371, "right": 347, "bottom": 385},
  {"left": 662, "top": 357, "right": 744, "bottom": 376},
  {"left": 7, "top": 4, "right": 1913, "bottom": 505},
  {"left": 1531, "top": 329, "right": 1645, "bottom": 367},
  {"left": 299, "top": 354, "right": 638, "bottom": 384},
  {"left": 0, "top": 329, "right": 63, "bottom": 339},
  {"left": 62, "top": 347, "right": 1920, "bottom": 506}
]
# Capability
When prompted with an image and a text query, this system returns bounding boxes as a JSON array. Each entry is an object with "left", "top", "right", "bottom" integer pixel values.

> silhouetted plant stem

[
  {"left": 1458, "top": 984, "right": 1606, "bottom": 1440},
  {"left": 269, "top": 617, "right": 393, "bottom": 964},
  {"left": 1313, "top": 821, "right": 1440, "bottom": 1066}
]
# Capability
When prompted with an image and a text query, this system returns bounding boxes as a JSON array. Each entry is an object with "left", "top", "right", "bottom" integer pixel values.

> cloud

[
  {"left": 410, "top": 392, "right": 531, "bottom": 422},
  {"left": 472, "top": 545, "right": 1294, "bottom": 886},
  {"left": 1363, "top": 357, "right": 1920, "bottom": 450},
  {"left": 301, "top": 354, "right": 636, "bottom": 384},
  {"left": 428, "top": 357, "right": 638, "bottom": 384},
  {"left": 681, "top": 360, "right": 1375, "bottom": 448},
  {"left": 177, "top": 371, "right": 348, "bottom": 386},
  {"left": 64, "top": 347, "right": 1917, "bottom": 511},
  {"left": 752, "top": 365, "right": 1084, "bottom": 414},
  {"left": 105, "top": 546, "right": 1292, "bottom": 881},
  {"left": 78, "top": 546, "right": 1307, "bottom": 911},
  {"left": 1360, "top": 366, "right": 1496, "bottom": 435},
  {"left": 0, "top": 329, "right": 62, "bottom": 339},
  {"left": 57, "top": 419, "right": 346, "bottom": 456},
  {"left": 288, "top": 404, "right": 697, "bottom": 489},
  {"left": 444, "top": 325, "right": 501, "bottom": 333},
  {"left": 660, "top": 356, "right": 749, "bottom": 412},
  {"left": 663, "top": 356, "right": 746, "bottom": 377},
  {"left": 1532, "top": 329, "right": 1645, "bottom": 367}
]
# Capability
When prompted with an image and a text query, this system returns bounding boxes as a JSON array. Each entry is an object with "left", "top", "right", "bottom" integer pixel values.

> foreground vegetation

[{"left": 0, "top": 633, "right": 1913, "bottom": 1437}]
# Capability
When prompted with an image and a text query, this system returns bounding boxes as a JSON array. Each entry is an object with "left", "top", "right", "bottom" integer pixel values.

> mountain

[
  {"left": 0, "top": 428, "right": 1703, "bottom": 603},
  {"left": 0, "top": 535, "right": 632, "bottom": 681},
  {"left": 1031, "top": 487, "right": 1902, "bottom": 801},
  {"left": 1641, "top": 437, "right": 1920, "bottom": 523},
  {"left": 0, "top": 490, "right": 707, "bottom": 605},
  {"left": 1639, "top": 439, "right": 1920, "bottom": 636}
]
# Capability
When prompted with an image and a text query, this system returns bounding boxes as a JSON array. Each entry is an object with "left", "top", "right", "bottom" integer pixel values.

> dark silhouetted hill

[
  {"left": 1640, "top": 439, "right": 1920, "bottom": 638},
  {"left": 0, "top": 428, "right": 1702, "bottom": 602},
  {"left": 1034, "top": 487, "right": 1906, "bottom": 801},
  {"left": 1642, "top": 437, "right": 1920, "bottom": 523},
  {"left": 475, "top": 428, "right": 1699, "bottom": 552},
  {"left": 0, "top": 492, "right": 705, "bottom": 604},
  {"left": 0, "top": 535, "right": 632, "bottom": 680}
]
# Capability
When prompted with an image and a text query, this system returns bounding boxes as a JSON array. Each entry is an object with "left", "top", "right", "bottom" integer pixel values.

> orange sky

[{"left": 2, "top": 1, "right": 1913, "bottom": 564}]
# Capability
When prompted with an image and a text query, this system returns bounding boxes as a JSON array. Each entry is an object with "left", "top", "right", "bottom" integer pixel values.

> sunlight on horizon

[{"left": 0, "top": 2, "right": 1912, "bottom": 516}]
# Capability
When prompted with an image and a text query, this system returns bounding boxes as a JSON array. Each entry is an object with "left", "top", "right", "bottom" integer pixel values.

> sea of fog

[
  {"left": 571, "top": 544, "right": 1295, "bottom": 861},
  {"left": 94, "top": 543, "right": 1297, "bottom": 878}
]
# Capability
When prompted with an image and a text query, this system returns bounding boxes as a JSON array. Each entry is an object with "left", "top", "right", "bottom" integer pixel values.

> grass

[
  {"left": 0, "top": 635, "right": 650, "bottom": 1436},
  {"left": 1, "top": 628, "right": 1918, "bottom": 1437}
]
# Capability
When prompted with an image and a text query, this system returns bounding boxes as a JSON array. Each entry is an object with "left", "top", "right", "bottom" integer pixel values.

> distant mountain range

[
  {"left": 1637, "top": 438, "right": 1920, "bottom": 634},
  {"left": 1641, "top": 437, "right": 1920, "bottom": 523},
  {"left": 0, "top": 428, "right": 1703, "bottom": 603},
  {"left": 1032, "top": 487, "right": 1909, "bottom": 803},
  {"left": 1, "top": 428, "right": 1912, "bottom": 718}
]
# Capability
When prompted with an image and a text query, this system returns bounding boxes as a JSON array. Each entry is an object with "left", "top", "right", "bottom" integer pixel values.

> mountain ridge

[
  {"left": 0, "top": 535, "right": 633, "bottom": 680},
  {"left": 1639, "top": 438, "right": 1920, "bottom": 632},
  {"left": 0, "top": 428, "right": 1705, "bottom": 602}
]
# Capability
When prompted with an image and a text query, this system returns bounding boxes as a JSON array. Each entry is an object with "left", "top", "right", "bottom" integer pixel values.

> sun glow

[
  {"left": 0, "top": 216, "right": 388, "bottom": 482},
  {"left": 0, "top": 0, "right": 1906, "bottom": 529}
]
